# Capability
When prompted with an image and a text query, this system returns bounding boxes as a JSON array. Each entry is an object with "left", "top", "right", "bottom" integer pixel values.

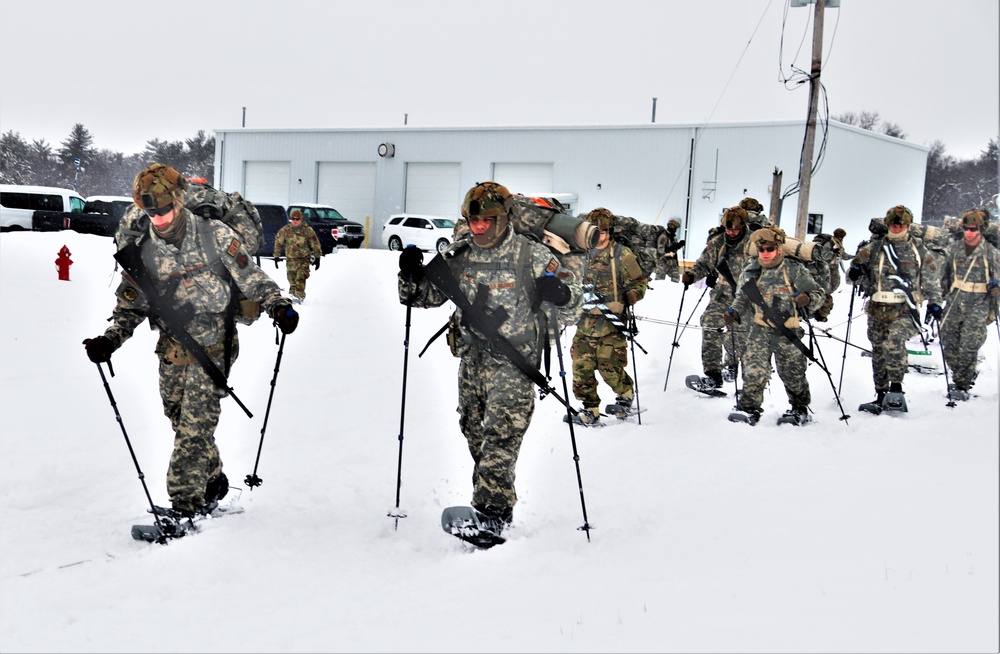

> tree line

[
  {"left": 0, "top": 123, "right": 215, "bottom": 199},
  {"left": 1, "top": 117, "right": 996, "bottom": 221}
]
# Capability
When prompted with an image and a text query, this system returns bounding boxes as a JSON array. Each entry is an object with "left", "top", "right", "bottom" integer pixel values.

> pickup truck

[{"left": 287, "top": 203, "right": 366, "bottom": 250}]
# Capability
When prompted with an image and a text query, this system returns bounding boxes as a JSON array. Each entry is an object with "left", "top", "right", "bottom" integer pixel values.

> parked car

[
  {"left": 254, "top": 203, "right": 289, "bottom": 257},
  {"left": 287, "top": 203, "right": 365, "bottom": 250},
  {"left": 382, "top": 214, "right": 456, "bottom": 253},
  {"left": 70, "top": 196, "right": 134, "bottom": 236},
  {"left": 1, "top": 184, "right": 85, "bottom": 231}
]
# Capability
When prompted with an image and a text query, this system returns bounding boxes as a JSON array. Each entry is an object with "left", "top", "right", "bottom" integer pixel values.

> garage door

[
  {"left": 493, "top": 163, "right": 554, "bottom": 196},
  {"left": 317, "top": 162, "right": 376, "bottom": 223},
  {"left": 404, "top": 163, "right": 461, "bottom": 219},
  {"left": 243, "top": 161, "right": 290, "bottom": 206}
]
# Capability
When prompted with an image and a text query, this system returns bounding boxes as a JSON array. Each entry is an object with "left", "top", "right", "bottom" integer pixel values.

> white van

[{"left": 0, "top": 184, "right": 86, "bottom": 231}]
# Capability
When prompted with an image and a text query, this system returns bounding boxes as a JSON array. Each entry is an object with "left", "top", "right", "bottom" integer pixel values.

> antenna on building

[
  {"left": 242, "top": 107, "right": 246, "bottom": 128},
  {"left": 404, "top": 114, "right": 408, "bottom": 126},
  {"left": 651, "top": 98, "right": 657, "bottom": 124}
]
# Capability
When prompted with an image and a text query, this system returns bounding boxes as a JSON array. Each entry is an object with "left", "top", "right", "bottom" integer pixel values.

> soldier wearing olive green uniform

[
  {"left": 571, "top": 208, "right": 647, "bottom": 424},
  {"left": 397, "top": 182, "right": 582, "bottom": 530},
  {"left": 938, "top": 209, "right": 1000, "bottom": 399},
  {"left": 274, "top": 209, "right": 323, "bottom": 302}
]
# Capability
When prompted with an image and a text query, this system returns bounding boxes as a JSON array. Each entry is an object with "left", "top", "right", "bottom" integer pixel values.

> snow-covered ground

[{"left": 1, "top": 230, "right": 997, "bottom": 653}]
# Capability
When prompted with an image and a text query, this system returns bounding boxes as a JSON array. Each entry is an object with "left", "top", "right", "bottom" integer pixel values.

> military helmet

[
  {"left": 884, "top": 205, "right": 914, "bottom": 226},
  {"left": 960, "top": 209, "right": 989, "bottom": 228},
  {"left": 133, "top": 163, "right": 186, "bottom": 213},
  {"left": 739, "top": 197, "right": 764, "bottom": 213},
  {"left": 833, "top": 228, "right": 847, "bottom": 241},
  {"left": 585, "top": 207, "right": 615, "bottom": 230},
  {"left": 667, "top": 219, "right": 681, "bottom": 231},
  {"left": 721, "top": 206, "right": 748, "bottom": 230},
  {"left": 461, "top": 181, "right": 513, "bottom": 219},
  {"left": 749, "top": 226, "right": 786, "bottom": 246}
]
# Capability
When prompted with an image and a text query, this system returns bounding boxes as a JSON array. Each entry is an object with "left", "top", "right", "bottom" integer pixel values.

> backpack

[{"left": 610, "top": 214, "right": 656, "bottom": 279}]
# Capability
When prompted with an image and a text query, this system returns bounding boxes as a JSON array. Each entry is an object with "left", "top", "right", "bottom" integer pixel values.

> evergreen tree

[{"left": 0, "top": 131, "right": 32, "bottom": 185}]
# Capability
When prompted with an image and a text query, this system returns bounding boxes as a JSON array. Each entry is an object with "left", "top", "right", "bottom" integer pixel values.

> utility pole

[{"left": 793, "top": 0, "right": 831, "bottom": 241}]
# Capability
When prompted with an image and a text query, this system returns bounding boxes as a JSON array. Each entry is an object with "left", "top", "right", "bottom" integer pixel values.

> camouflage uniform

[
  {"left": 687, "top": 215, "right": 751, "bottom": 379},
  {"left": 730, "top": 249, "right": 825, "bottom": 414},
  {"left": 100, "top": 207, "right": 289, "bottom": 514},
  {"left": 571, "top": 242, "right": 647, "bottom": 412},
  {"left": 850, "top": 207, "right": 942, "bottom": 395},
  {"left": 274, "top": 221, "right": 322, "bottom": 300},
  {"left": 398, "top": 227, "right": 582, "bottom": 521},
  {"left": 654, "top": 221, "right": 683, "bottom": 282},
  {"left": 938, "top": 216, "right": 1000, "bottom": 392}
]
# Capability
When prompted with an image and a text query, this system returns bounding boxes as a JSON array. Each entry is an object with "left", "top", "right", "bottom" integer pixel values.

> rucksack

[{"left": 610, "top": 214, "right": 657, "bottom": 279}]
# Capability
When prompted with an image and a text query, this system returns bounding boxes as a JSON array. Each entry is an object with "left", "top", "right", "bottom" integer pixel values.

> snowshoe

[
  {"left": 605, "top": 403, "right": 646, "bottom": 421},
  {"left": 564, "top": 408, "right": 602, "bottom": 427},
  {"left": 883, "top": 383, "right": 907, "bottom": 412},
  {"left": 722, "top": 366, "right": 739, "bottom": 383},
  {"left": 441, "top": 506, "right": 506, "bottom": 549},
  {"left": 776, "top": 407, "right": 811, "bottom": 426},
  {"left": 727, "top": 408, "right": 761, "bottom": 425},
  {"left": 685, "top": 375, "right": 727, "bottom": 398}
]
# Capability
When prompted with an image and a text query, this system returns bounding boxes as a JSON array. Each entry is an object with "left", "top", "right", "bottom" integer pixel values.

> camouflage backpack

[{"left": 609, "top": 214, "right": 657, "bottom": 279}]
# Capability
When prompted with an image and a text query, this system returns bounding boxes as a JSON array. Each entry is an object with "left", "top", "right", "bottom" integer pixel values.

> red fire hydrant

[{"left": 56, "top": 245, "right": 73, "bottom": 281}]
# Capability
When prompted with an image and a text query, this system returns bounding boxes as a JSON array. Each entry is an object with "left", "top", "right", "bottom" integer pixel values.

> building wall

[{"left": 213, "top": 121, "right": 928, "bottom": 252}]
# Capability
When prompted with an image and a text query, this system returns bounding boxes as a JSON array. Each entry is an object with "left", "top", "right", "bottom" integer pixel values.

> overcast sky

[{"left": 1, "top": 0, "right": 997, "bottom": 160}]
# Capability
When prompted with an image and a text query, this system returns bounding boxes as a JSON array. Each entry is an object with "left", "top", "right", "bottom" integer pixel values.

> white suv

[{"left": 382, "top": 214, "right": 456, "bottom": 253}]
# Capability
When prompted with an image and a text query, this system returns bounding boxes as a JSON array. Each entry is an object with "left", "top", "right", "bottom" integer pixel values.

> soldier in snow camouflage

[
  {"left": 654, "top": 219, "right": 684, "bottom": 283},
  {"left": 847, "top": 205, "right": 943, "bottom": 407},
  {"left": 571, "top": 208, "right": 647, "bottom": 425},
  {"left": 397, "top": 181, "right": 582, "bottom": 530},
  {"left": 937, "top": 209, "right": 1000, "bottom": 398},
  {"left": 726, "top": 227, "right": 826, "bottom": 423},
  {"left": 83, "top": 164, "right": 299, "bottom": 517},
  {"left": 274, "top": 208, "right": 323, "bottom": 302},
  {"left": 682, "top": 206, "right": 753, "bottom": 387}
]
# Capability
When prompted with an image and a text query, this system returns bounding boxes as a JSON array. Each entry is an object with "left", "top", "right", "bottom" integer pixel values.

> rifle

[
  {"left": 580, "top": 284, "right": 647, "bottom": 354},
  {"left": 423, "top": 253, "right": 575, "bottom": 412},
  {"left": 114, "top": 241, "right": 253, "bottom": 418},
  {"left": 881, "top": 242, "right": 930, "bottom": 348}
]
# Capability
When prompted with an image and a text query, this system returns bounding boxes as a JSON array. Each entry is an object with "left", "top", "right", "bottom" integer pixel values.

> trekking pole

[
  {"left": 729, "top": 325, "right": 740, "bottom": 406},
  {"left": 837, "top": 286, "right": 858, "bottom": 396},
  {"left": 245, "top": 331, "right": 287, "bottom": 489},
  {"left": 549, "top": 307, "right": 593, "bottom": 542},
  {"left": 387, "top": 298, "right": 414, "bottom": 528},
  {"left": 662, "top": 283, "right": 688, "bottom": 391},
  {"left": 806, "top": 321, "right": 851, "bottom": 423},
  {"left": 626, "top": 307, "right": 643, "bottom": 425},
  {"left": 93, "top": 361, "right": 168, "bottom": 538},
  {"left": 932, "top": 316, "right": 958, "bottom": 409}
]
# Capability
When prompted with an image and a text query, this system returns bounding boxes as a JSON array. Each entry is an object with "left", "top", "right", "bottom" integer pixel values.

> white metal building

[{"left": 213, "top": 121, "right": 928, "bottom": 251}]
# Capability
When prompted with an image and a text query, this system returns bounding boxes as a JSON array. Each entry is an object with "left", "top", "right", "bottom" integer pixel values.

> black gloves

[
  {"left": 706, "top": 271, "right": 718, "bottom": 288},
  {"left": 667, "top": 239, "right": 685, "bottom": 253},
  {"left": 723, "top": 308, "right": 741, "bottom": 325},
  {"left": 681, "top": 272, "right": 694, "bottom": 288},
  {"left": 399, "top": 245, "right": 424, "bottom": 282},
  {"left": 794, "top": 292, "right": 811, "bottom": 307},
  {"left": 313, "top": 256, "right": 321, "bottom": 271},
  {"left": 83, "top": 336, "right": 114, "bottom": 363},
  {"left": 272, "top": 303, "right": 299, "bottom": 334},
  {"left": 535, "top": 274, "right": 571, "bottom": 306},
  {"left": 847, "top": 265, "right": 863, "bottom": 282},
  {"left": 274, "top": 257, "right": 282, "bottom": 269},
  {"left": 989, "top": 280, "right": 999, "bottom": 298},
  {"left": 926, "top": 303, "right": 943, "bottom": 323}
]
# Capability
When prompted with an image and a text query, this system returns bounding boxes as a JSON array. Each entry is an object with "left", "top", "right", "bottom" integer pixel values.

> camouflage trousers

[
  {"left": 285, "top": 257, "right": 312, "bottom": 299},
  {"left": 156, "top": 333, "right": 235, "bottom": 513},
  {"left": 865, "top": 302, "right": 917, "bottom": 391},
  {"left": 939, "top": 292, "right": 991, "bottom": 389},
  {"left": 570, "top": 330, "right": 632, "bottom": 409},
  {"left": 701, "top": 294, "right": 746, "bottom": 374},
  {"left": 457, "top": 346, "right": 536, "bottom": 516},
  {"left": 737, "top": 325, "right": 811, "bottom": 412},
  {"left": 655, "top": 256, "right": 680, "bottom": 283}
]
